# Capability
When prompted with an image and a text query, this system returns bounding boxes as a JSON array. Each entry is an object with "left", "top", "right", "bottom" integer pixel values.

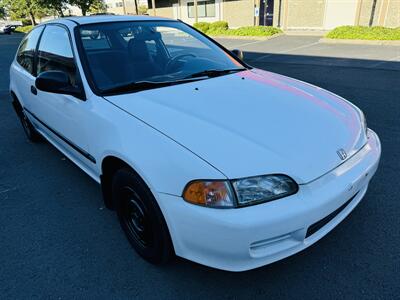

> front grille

[{"left": 305, "top": 192, "right": 359, "bottom": 238}]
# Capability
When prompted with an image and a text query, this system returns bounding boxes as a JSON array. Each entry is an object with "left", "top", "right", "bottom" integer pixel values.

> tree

[
  {"left": 138, "top": 5, "right": 147, "bottom": 15},
  {"left": 37, "top": 0, "right": 66, "bottom": 17},
  {"left": 0, "top": 5, "right": 6, "bottom": 19},
  {"left": 69, "top": 0, "right": 101, "bottom": 16},
  {"left": 88, "top": 0, "right": 106, "bottom": 15},
  {"left": 1, "top": 0, "right": 44, "bottom": 25}
]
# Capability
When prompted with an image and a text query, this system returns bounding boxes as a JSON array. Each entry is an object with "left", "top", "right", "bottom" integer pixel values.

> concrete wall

[
  {"left": 285, "top": 0, "right": 325, "bottom": 28},
  {"left": 324, "top": 0, "right": 358, "bottom": 29},
  {"left": 357, "top": 0, "right": 400, "bottom": 27},
  {"left": 105, "top": 0, "right": 139, "bottom": 14},
  {"left": 148, "top": 0, "right": 175, "bottom": 18},
  {"left": 272, "top": 0, "right": 281, "bottom": 27},
  {"left": 222, "top": 0, "right": 254, "bottom": 27},
  {"left": 274, "top": 0, "right": 399, "bottom": 30},
  {"left": 357, "top": 0, "right": 374, "bottom": 25},
  {"left": 148, "top": 0, "right": 400, "bottom": 29},
  {"left": 148, "top": 6, "right": 175, "bottom": 18},
  {"left": 357, "top": 0, "right": 383, "bottom": 26},
  {"left": 149, "top": 0, "right": 253, "bottom": 28},
  {"left": 385, "top": 0, "right": 400, "bottom": 27}
]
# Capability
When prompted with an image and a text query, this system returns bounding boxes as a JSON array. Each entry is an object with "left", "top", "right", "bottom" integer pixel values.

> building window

[
  {"left": 187, "top": 0, "right": 216, "bottom": 18},
  {"left": 115, "top": 2, "right": 123, "bottom": 7}
]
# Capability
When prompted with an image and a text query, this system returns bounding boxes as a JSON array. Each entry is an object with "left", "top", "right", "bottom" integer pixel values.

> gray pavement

[
  {"left": 217, "top": 35, "right": 400, "bottom": 69},
  {"left": 0, "top": 33, "right": 399, "bottom": 299}
]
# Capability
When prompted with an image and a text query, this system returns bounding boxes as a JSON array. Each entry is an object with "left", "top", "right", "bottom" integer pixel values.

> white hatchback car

[{"left": 10, "top": 16, "right": 381, "bottom": 271}]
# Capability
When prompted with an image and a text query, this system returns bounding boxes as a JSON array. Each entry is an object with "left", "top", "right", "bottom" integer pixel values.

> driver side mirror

[
  {"left": 231, "top": 49, "right": 244, "bottom": 61},
  {"left": 35, "top": 71, "right": 85, "bottom": 100}
]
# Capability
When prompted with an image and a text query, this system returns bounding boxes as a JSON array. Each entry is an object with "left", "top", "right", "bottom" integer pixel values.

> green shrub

[
  {"left": 193, "top": 21, "right": 282, "bottom": 37},
  {"left": 208, "top": 26, "right": 282, "bottom": 37},
  {"left": 138, "top": 5, "right": 148, "bottom": 15},
  {"left": 21, "top": 19, "right": 32, "bottom": 26},
  {"left": 209, "top": 21, "right": 229, "bottom": 31},
  {"left": 326, "top": 26, "right": 400, "bottom": 40},
  {"left": 15, "top": 25, "right": 33, "bottom": 33},
  {"left": 193, "top": 22, "right": 210, "bottom": 33}
]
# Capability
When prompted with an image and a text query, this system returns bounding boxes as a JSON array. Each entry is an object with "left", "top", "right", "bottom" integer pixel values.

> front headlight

[
  {"left": 232, "top": 175, "right": 298, "bottom": 206},
  {"left": 182, "top": 174, "right": 298, "bottom": 208},
  {"left": 183, "top": 180, "right": 235, "bottom": 208}
]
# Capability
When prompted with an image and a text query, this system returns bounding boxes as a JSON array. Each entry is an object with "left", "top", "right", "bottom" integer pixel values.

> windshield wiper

[
  {"left": 101, "top": 78, "right": 199, "bottom": 95},
  {"left": 101, "top": 68, "right": 247, "bottom": 95},
  {"left": 184, "top": 68, "right": 247, "bottom": 79}
]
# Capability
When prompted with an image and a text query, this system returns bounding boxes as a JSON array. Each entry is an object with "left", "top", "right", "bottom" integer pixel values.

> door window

[
  {"left": 16, "top": 26, "right": 44, "bottom": 75},
  {"left": 37, "top": 25, "right": 78, "bottom": 85}
]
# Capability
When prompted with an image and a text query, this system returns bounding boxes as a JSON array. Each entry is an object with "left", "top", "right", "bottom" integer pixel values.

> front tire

[{"left": 112, "top": 167, "right": 174, "bottom": 264}]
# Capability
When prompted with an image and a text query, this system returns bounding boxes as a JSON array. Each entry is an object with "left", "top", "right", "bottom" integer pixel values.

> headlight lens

[
  {"left": 183, "top": 180, "right": 235, "bottom": 208},
  {"left": 232, "top": 175, "right": 298, "bottom": 206},
  {"left": 183, "top": 175, "right": 298, "bottom": 208}
]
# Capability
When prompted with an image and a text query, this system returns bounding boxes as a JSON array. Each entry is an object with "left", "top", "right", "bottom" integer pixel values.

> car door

[
  {"left": 28, "top": 24, "right": 96, "bottom": 169},
  {"left": 12, "top": 26, "right": 45, "bottom": 115}
]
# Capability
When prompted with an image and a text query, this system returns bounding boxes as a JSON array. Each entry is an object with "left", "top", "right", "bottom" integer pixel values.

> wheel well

[
  {"left": 10, "top": 91, "right": 23, "bottom": 117},
  {"left": 10, "top": 91, "right": 17, "bottom": 100},
  {"left": 101, "top": 156, "right": 132, "bottom": 210},
  {"left": 10, "top": 91, "right": 19, "bottom": 103}
]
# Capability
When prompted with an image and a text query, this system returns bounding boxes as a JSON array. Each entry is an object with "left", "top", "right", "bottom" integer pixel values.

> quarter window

[
  {"left": 16, "top": 26, "right": 44, "bottom": 75},
  {"left": 36, "top": 25, "right": 78, "bottom": 85}
]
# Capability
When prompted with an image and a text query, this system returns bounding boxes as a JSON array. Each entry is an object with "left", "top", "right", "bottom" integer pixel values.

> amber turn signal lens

[{"left": 183, "top": 180, "right": 234, "bottom": 208}]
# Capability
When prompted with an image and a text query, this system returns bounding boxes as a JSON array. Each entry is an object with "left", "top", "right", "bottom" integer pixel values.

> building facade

[
  {"left": 147, "top": 0, "right": 400, "bottom": 29},
  {"left": 105, "top": 0, "right": 140, "bottom": 15},
  {"left": 274, "top": 0, "right": 400, "bottom": 29},
  {"left": 147, "top": 0, "right": 257, "bottom": 27}
]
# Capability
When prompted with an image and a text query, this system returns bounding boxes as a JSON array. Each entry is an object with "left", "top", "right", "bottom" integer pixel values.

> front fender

[{"left": 91, "top": 96, "right": 227, "bottom": 197}]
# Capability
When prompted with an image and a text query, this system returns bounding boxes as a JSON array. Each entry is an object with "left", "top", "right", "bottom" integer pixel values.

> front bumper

[{"left": 157, "top": 130, "right": 381, "bottom": 272}]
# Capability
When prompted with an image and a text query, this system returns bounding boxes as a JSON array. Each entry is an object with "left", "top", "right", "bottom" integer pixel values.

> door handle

[{"left": 31, "top": 85, "right": 37, "bottom": 95}]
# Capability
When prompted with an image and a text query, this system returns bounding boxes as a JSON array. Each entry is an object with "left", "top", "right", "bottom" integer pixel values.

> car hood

[{"left": 105, "top": 69, "right": 366, "bottom": 184}]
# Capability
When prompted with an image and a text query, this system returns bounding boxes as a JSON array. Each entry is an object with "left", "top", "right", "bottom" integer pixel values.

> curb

[
  {"left": 284, "top": 30, "right": 328, "bottom": 36},
  {"left": 320, "top": 38, "right": 400, "bottom": 46},
  {"left": 211, "top": 33, "right": 284, "bottom": 41}
]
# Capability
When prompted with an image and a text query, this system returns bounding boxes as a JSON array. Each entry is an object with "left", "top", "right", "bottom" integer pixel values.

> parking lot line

[
  {"left": 227, "top": 39, "right": 273, "bottom": 49},
  {"left": 253, "top": 41, "right": 320, "bottom": 62}
]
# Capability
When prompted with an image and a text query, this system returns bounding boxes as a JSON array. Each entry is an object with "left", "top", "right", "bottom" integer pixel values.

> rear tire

[
  {"left": 112, "top": 167, "right": 174, "bottom": 264},
  {"left": 13, "top": 101, "right": 42, "bottom": 142}
]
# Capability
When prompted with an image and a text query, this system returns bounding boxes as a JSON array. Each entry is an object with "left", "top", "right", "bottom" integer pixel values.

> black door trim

[{"left": 24, "top": 108, "right": 96, "bottom": 164}]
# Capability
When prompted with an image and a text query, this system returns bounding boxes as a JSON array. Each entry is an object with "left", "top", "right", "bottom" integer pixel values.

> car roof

[{"left": 45, "top": 15, "right": 173, "bottom": 26}]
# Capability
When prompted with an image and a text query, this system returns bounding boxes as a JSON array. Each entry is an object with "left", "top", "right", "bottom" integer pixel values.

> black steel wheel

[
  {"left": 119, "top": 186, "right": 153, "bottom": 249},
  {"left": 112, "top": 167, "right": 174, "bottom": 264},
  {"left": 13, "top": 100, "right": 42, "bottom": 142}
]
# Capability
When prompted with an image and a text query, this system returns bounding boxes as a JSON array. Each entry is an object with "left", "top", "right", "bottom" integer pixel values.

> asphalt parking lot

[{"left": 0, "top": 33, "right": 399, "bottom": 299}]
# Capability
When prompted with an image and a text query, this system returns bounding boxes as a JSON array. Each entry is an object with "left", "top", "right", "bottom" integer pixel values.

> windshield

[{"left": 77, "top": 21, "right": 246, "bottom": 94}]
